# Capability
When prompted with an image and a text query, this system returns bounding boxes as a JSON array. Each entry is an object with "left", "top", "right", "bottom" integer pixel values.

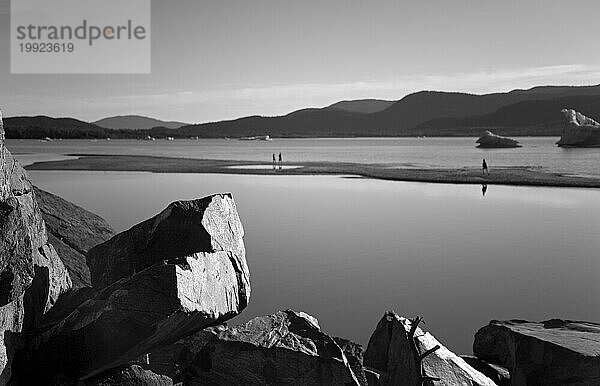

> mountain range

[
  {"left": 4, "top": 84, "right": 600, "bottom": 139},
  {"left": 94, "top": 115, "right": 188, "bottom": 130}
]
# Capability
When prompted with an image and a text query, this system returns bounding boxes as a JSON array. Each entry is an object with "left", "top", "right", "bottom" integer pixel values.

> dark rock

[
  {"left": 85, "top": 364, "right": 173, "bottom": 386},
  {"left": 87, "top": 194, "right": 245, "bottom": 289},
  {"left": 0, "top": 111, "right": 72, "bottom": 382},
  {"left": 142, "top": 310, "right": 360, "bottom": 385},
  {"left": 462, "top": 355, "right": 510, "bottom": 385},
  {"left": 557, "top": 109, "right": 600, "bottom": 147},
  {"left": 34, "top": 187, "right": 114, "bottom": 288},
  {"left": 364, "top": 311, "right": 496, "bottom": 386},
  {"left": 334, "top": 336, "right": 368, "bottom": 386},
  {"left": 476, "top": 131, "right": 521, "bottom": 148},
  {"left": 473, "top": 319, "right": 600, "bottom": 385}
]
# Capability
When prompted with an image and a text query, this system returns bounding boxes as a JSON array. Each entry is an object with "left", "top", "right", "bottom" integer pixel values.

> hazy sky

[{"left": 1, "top": 0, "right": 600, "bottom": 123}]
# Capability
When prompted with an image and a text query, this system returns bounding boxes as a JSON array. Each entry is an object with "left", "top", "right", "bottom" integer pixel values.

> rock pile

[{"left": 1, "top": 110, "right": 597, "bottom": 385}]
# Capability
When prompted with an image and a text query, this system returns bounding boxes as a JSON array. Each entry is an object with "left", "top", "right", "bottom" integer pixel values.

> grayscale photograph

[{"left": 0, "top": 0, "right": 599, "bottom": 385}]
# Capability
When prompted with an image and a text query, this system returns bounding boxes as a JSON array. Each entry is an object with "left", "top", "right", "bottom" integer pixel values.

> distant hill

[
  {"left": 3, "top": 116, "right": 108, "bottom": 139},
  {"left": 94, "top": 115, "right": 188, "bottom": 130},
  {"left": 176, "top": 84, "right": 600, "bottom": 137},
  {"left": 327, "top": 99, "right": 394, "bottom": 113},
  {"left": 6, "top": 84, "right": 600, "bottom": 139},
  {"left": 410, "top": 95, "right": 600, "bottom": 136}
]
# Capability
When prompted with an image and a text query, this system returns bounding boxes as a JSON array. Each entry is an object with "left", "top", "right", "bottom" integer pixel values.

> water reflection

[
  {"left": 482, "top": 184, "right": 488, "bottom": 197},
  {"left": 28, "top": 171, "right": 600, "bottom": 353}
]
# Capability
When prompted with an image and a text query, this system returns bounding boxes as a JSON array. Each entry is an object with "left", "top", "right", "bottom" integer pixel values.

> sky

[{"left": 1, "top": 0, "right": 600, "bottom": 123}]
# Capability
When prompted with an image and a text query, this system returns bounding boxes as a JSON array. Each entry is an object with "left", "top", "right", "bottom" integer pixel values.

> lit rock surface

[
  {"left": 0, "top": 110, "right": 72, "bottom": 382},
  {"left": 86, "top": 365, "right": 173, "bottom": 386},
  {"left": 476, "top": 131, "right": 521, "bottom": 148},
  {"left": 474, "top": 319, "right": 600, "bottom": 385},
  {"left": 557, "top": 109, "right": 600, "bottom": 147},
  {"left": 87, "top": 194, "right": 246, "bottom": 289},
  {"left": 14, "top": 196, "right": 250, "bottom": 383},
  {"left": 364, "top": 311, "right": 496, "bottom": 386},
  {"left": 34, "top": 186, "right": 114, "bottom": 288},
  {"left": 143, "top": 310, "right": 360, "bottom": 385}
]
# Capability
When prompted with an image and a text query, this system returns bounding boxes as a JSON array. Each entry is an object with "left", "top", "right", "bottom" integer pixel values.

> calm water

[
  {"left": 28, "top": 170, "right": 600, "bottom": 354},
  {"left": 7, "top": 137, "right": 600, "bottom": 176}
]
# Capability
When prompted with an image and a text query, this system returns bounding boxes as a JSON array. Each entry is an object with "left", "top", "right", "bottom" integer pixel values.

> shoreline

[{"left": 25, "top": 153, "right": 600, "bottom": 188}]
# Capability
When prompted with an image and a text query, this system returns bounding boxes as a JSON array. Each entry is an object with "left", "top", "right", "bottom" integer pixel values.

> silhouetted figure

[
  {"left": 482, "top": 184, "right": 488, "bottom": 197},
  {"left": 482, "top": 159, "right": 489, "bottom": 175},
  {"left": 272, "top": 153, "right": 276, "bottom": 170},
  {"left": 278, "top": 152, "right": 282, "bottom": 170}
]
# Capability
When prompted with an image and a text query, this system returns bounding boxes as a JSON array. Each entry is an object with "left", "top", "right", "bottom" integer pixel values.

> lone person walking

[
  {"left": 482, "top": 159, "right": 489, "bottom": 175},
  {"left": 278, "top": 152, "right": 282, "bottom": 170}
]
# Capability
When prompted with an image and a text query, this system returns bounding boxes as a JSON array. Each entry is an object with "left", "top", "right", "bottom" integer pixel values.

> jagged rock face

[
  {"left": 474, "top": 319, "right": 600, "bottom": 385},
  {"left": 87, "top": 194, "right": 246, "bottom": 289},
  {"left": 0, "top": 111, "right": 72, "bottom": 383},
  {"left": 476, "top": 131, "right": 521, "bottom": 148},
  {"left": 86, "top": 365, "right": 173, "bottom": 386},
  {"left": 557, "top": 109, "right": 600, "bottom": 147},
  {"left": 364, "top": 311, "right": 496, "bottom": 386},
  {"left": 15, "top": 195, "right": 250, "bottom": 383},
  {"left": 142, "top": 310, "right": 360, "bottom": 385},
  {"left": 34, "top": 187, "right": 114, "bottom": 288},
  {"left": 334, "top": 336, "right": 368, "bottom": 386}
]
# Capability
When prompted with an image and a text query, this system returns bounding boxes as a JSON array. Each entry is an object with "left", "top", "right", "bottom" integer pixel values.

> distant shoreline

[{"left": 26, "top": 154, "right": 600, "bottom": 188}]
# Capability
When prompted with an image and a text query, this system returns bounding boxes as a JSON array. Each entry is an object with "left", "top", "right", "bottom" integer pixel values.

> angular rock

[
  {"left": 364, "top": 311, "right": 496, "bottom": 386},
  {"left": 557, "top": 109, "right": 600, "bottom": 147},
  {"left": 334, "top": 336, "right": 368, "bottom": 386},
  {"left": 15, "top": 250, "right": 250, "bottom": 382},
  {"left": 86, "top": 365, "right": 173, "bottom": 386},
  {"left": 87, "top": 194, "right": 245, "bottom": 289},
  {"left": 0, "top": 110, "right": 72, "bottom": 382},
  {"left": 476, "top": 131, "right": 521, "bottom": 148},
  {"left": 34, "top": 186, "right": 115, "bottom": 288},
  {"left": 474, "top": 319, "right": 600, "bottom": 385},
  {"left": 142, "top": 310, "right": 360, "bottom": 385}
]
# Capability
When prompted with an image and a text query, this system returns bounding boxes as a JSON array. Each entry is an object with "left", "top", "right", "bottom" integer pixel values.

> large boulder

[
  {"left": 141, "top": 310, "right": 361, "bottom": 385},
  {"left": 14, "top": 195, "right": 250, "bottom": 383},
  {"left": 0, "top": 110, "right": 72, "bottom": 382},
  {"left": 87, "top": 194, "right": 245, "bottom": 289},
  {"left": 34, "top": 186, "right": 115, "bottom": 288},
  {"left": 476, "top": 131, "right": 521, "bottom": 148},
  {"left": 557, "top": 109, "right": 600, "bottom": 147},
  {"left": 364, "top": 311, "right": 496, "bottom": 386},
  {"left": 473, "top": 319, "right": 600, "bottom": 385}
]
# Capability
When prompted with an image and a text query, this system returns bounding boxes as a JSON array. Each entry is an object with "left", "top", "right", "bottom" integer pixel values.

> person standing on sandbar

[
  {"left": 272, "top": 153, "right": 276, "bottom": 170},
  {"left": 482, "top": 158, "right": 489, "bottom": 175},
  {"left": 278, "top": 152, "right": 282, "bottom": 170}
]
